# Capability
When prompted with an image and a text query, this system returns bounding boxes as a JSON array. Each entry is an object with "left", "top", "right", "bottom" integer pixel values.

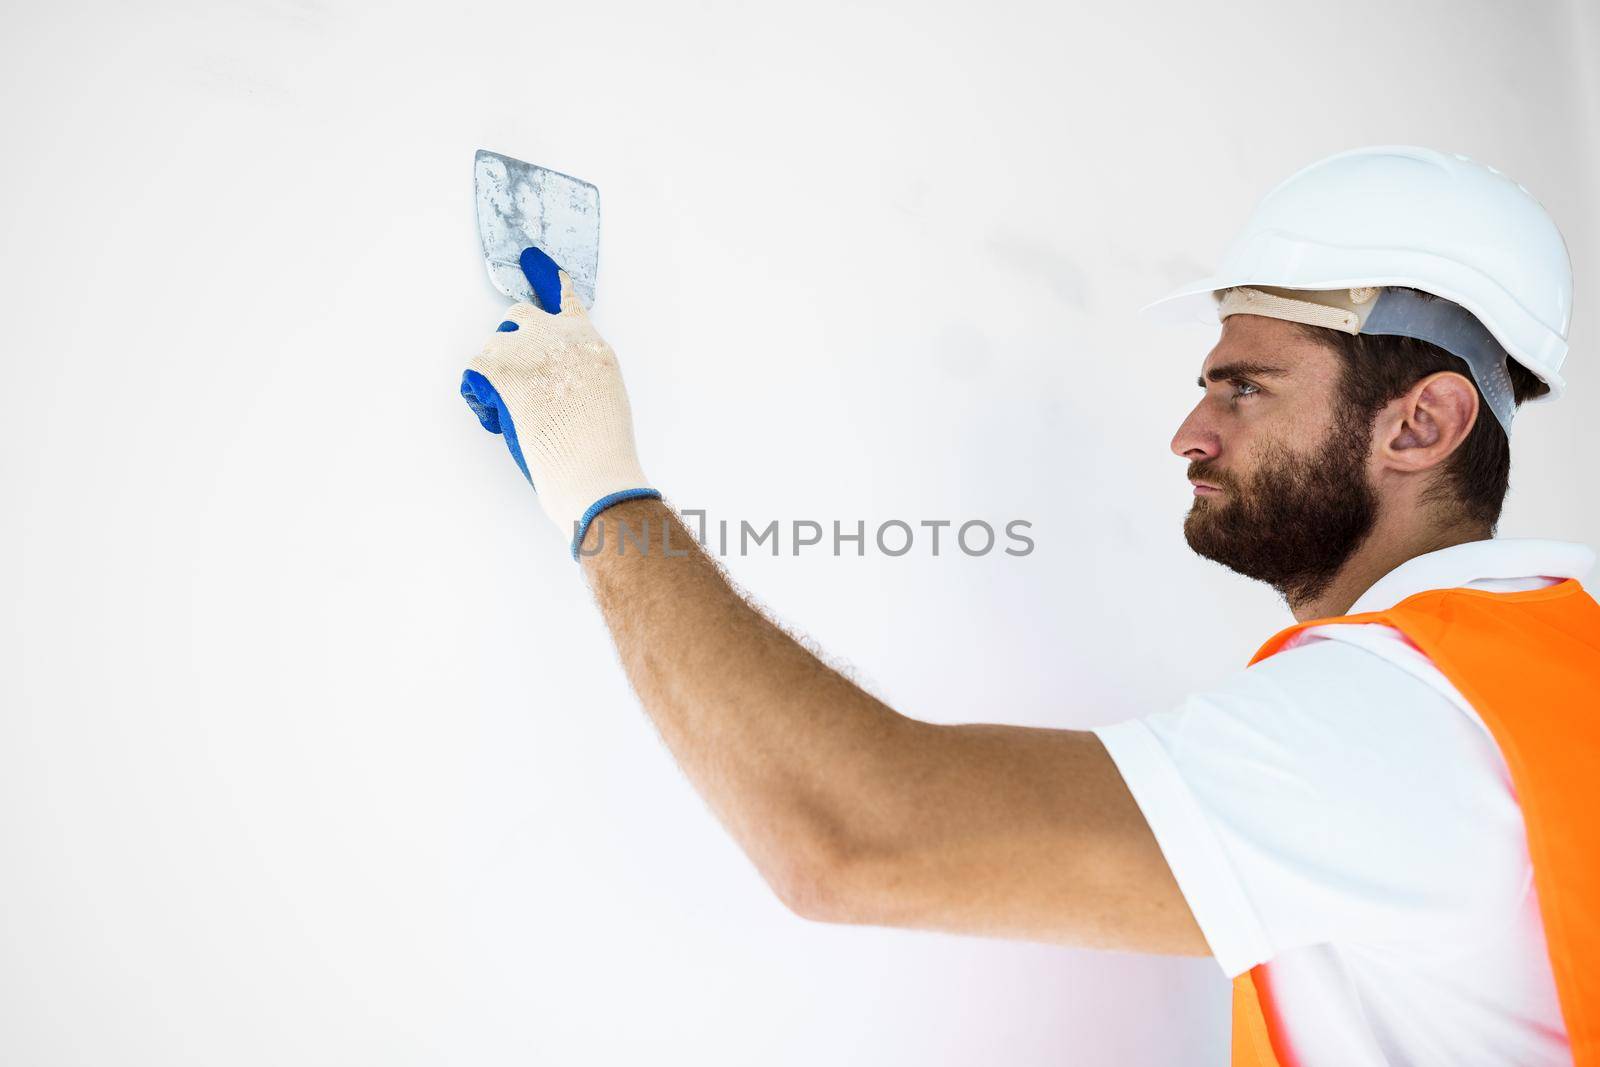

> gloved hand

[{"left": 461, "top": 247, "right": 659, "bottom": 558}]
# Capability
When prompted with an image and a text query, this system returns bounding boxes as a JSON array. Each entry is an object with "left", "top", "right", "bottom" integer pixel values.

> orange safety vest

[{"left": 1229, "top": 578, "right": 1600, "bottom": 1067}]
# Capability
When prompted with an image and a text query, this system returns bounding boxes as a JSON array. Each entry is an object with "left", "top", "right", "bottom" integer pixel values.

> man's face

[{"left": 1170, "top": 315, "right": 1379, "bottom": 605}]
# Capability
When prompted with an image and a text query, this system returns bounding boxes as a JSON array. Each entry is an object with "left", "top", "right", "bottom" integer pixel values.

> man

[{"left": 460, "top": 146, "right": 1597, "bottom": 1066}]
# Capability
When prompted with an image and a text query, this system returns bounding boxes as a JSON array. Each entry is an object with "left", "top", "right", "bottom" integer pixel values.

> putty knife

[{"left": 474, "top": 148, "right": 600, "bottom": 310}]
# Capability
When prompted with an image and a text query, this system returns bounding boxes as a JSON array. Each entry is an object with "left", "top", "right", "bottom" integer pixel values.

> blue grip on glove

[
  {"left": 460, "top": 369, "right": 531, "bottom": 482},
  {"left": 460, "top": 246, "right": 571, "bottom": 483},
  {"left": 518, "top": 246, "right": 565, "bottom": 313}
]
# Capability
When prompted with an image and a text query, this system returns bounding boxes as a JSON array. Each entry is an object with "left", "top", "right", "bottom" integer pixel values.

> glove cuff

[{"left": 569, "top": 487, "right": 663, "bottom": 560}]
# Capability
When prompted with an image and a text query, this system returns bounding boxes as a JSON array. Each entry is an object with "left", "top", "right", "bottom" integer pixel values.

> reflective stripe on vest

[{"left": 1229, "top": 578, "right": 1600, "bottom": 1067}]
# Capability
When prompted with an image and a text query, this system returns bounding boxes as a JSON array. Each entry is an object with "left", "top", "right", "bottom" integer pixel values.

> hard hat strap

[
  {"left": 1217, "top": 285, "right": 1378, "bottom": 333},
  {"left": 1362, "top": 288, "right": 1517, "bottom": 438}
]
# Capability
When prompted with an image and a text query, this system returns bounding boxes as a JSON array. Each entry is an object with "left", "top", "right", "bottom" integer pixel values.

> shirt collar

[{"left": 1347, "top": 538, "right": 1597, "bottom": 615}]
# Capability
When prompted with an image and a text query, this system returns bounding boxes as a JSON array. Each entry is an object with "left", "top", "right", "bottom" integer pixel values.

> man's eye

[{"left": 1230, "top": 380, "right": 1260, "bottom": 399}]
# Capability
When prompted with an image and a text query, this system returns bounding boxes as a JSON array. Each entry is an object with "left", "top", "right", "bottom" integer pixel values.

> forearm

[{"left": 578, "top": 496, "right": 917, "bottom": 908}]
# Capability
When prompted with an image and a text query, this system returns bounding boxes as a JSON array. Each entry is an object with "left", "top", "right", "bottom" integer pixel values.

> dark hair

[{"left": 1290, "top": 289, "right": 1547, "bottom": 531}]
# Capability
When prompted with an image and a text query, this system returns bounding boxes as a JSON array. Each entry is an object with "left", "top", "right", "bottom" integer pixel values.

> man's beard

[{"left": 1184, "top": 404, "right": 1379, "bottom": 606}]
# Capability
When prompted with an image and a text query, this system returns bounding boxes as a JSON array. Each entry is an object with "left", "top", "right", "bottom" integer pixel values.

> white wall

[{"left": 5, "top": 0, "right": 1597, "bottom": 1063}]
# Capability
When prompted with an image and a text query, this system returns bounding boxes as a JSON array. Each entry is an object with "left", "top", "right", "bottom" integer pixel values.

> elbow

[
  {"left": 772, "top": 832, "right": 882, "bottom": 925},
  {"left": 775, "top": 857, "right": 844, "bottom": 923}
]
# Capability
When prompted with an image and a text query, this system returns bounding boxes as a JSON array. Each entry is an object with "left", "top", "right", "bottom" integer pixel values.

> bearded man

[{"left": 461, "top": 146, "right": 1596, "bottom": 1066}]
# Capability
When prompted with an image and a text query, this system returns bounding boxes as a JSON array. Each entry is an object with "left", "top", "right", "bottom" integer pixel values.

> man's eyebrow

[{"left": 1197, "top": 361, "right": 1292, "bottom": 388}]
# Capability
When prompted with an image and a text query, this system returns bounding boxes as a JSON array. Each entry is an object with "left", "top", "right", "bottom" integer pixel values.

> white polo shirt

[{"left": 1092, "top": 539, "right": 1596, "bottom": 1067}]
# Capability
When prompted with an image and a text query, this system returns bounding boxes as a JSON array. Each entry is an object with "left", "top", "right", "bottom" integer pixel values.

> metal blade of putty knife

[{"left": 474, "top": 149, "right": 600, "bottom": 310}]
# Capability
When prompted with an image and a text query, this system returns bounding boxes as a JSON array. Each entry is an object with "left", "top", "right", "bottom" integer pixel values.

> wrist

[
  {"left": 567, "top": 487, "right": 662, "bottom": 559},
  {"left": 534, "top": 456, "right": 655, "bottom": 559},
  {"left": 576, "top": 495, "right": 687, "bottom": 561}
]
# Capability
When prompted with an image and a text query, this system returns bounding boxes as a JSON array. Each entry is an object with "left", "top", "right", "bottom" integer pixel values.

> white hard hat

[{"left": 1143, "top": 146, "right": 1574, "bottom": 409}]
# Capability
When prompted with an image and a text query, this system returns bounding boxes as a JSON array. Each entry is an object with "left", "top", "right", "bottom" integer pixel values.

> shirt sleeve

[{"left": 1091, "top": 632, "right": 1532, "bottom": 979}]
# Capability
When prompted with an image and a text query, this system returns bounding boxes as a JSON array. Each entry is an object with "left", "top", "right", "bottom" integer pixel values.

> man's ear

[{"left": 1377, "top": 370, "right": 1480, "bottom": 470}]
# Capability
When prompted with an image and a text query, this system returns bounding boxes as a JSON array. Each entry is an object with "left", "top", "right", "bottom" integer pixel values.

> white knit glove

[{"left": 461, "top": 251, "right": 657, "bottom": 557}]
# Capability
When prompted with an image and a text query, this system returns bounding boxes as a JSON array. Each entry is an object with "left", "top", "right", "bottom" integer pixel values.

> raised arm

[
  {"left": 577, "top": 498, "right": 1206, "bottom": 955},
  {"left": 459, "top": 254, "right": 1207, "bottom": 956}
]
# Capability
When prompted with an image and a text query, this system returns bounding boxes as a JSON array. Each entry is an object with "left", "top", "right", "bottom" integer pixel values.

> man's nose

[{"left": 1171, "top": 402, "right": 1220, "bottom": 461}]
